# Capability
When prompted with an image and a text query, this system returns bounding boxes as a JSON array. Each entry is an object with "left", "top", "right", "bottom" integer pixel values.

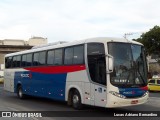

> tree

[
  {"left": 135, "top": 25, "right": 160, "bottom": 54},
  {"left": 134, "top": 25, "right": 160, "bottom": 63}
]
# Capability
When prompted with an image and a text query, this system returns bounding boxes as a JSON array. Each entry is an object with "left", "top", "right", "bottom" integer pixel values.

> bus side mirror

[{"left": 106, "top": 54, "right": 114, "bottom": 73}]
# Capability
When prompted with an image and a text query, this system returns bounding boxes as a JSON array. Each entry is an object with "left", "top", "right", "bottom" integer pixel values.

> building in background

[
  {"left": 0, "top": 37, "right": 48, "bottom": 76},
  {"left": 27, "top": 37, "right": 47, "bottom": 46},
  {"left": 0, "top": 36, "right": 47, "bottom": 46},
  {"left": 147, "top": 56, "right": 160, "bottom": 78}
]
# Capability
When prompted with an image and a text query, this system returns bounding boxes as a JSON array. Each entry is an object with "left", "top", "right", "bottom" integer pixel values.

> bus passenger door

[
  {"left": 87, "top": 43, "right": 107, "bottom": 107},
  {"left": 90, "top": 60, "right": 107, "bottom": 107},
  {"left": 84, "top": 83, "right": 107, "bottom": 107},
  {"left": 91, "top": 84, "right": 107, "bottom": 107}
]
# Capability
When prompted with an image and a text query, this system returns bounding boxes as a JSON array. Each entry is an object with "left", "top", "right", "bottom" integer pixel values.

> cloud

[{"left": 0, "top": 0, "right": 160, "bottom": 42}]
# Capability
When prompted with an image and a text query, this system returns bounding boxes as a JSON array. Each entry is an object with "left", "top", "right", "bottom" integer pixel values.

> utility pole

[
  {"left": 123, "top": 32, "right": 145, "bottom": 39},
  {"left": 123, "top": 33, "right": 134, "bottom": 39}
]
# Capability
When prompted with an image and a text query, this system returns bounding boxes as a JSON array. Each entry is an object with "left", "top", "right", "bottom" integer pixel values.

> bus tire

[
  {"left": 17, "top": 85, "right": 25, "bottom": 99},
  {"left": 72, "top": 90, "right": 83, "bottom": 110}
]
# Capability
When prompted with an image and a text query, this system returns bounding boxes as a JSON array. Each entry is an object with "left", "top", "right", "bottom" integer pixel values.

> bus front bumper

[{"left": 106, "top": 92, "right": 149, "bottom": 108}]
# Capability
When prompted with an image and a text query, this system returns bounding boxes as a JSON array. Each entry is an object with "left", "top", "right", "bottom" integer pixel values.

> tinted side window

[
  {"left": 87, "top": 43, "right": 106, "bottom": 85},
  {"left": 12, "top": 56, "right": 17, "bottom": 68},
  {"left": 5, "top": 57, "right": 12, "bottom": 68},
  {"left": 47, "top": 50, "right": 54, "bottom": 65},
  {"left": 33, "top": 53, "right": 39, "bottom": 66},
  {"left": 87, "top": 43, "right": 105, "bottom": 55},
  {"left": 64, "top": 47, "right": 73, "bottom": 65},
  {"left": 16, "top": 56, "right": 21, "bottom": 67},
  {"left": 39, "top": 51, "right": 46, "bottom": 65},
  {"left": 22, "top": 55, "right": 27, "bottom": 67},
  {"left": 73, "top": 45, "right": 84, "bottom": 64},
  {"left": 26, "top": 54, "right": 32, "bottom": 66},
  {"left": 54, "top": 49, "right": 62, "bottom": 65}
]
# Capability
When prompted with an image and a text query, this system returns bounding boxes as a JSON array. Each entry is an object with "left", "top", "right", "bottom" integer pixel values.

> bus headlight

[
  {"left": 142, "top": 91, "right": 149, "bottom": 97},
  {"left": 109, "top": 91, "right": 126, "bottom": 99}
]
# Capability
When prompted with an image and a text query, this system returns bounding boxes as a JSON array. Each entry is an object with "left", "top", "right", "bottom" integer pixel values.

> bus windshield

[{"left": 108, "top": 42, "right": 148, "bottom": 88}]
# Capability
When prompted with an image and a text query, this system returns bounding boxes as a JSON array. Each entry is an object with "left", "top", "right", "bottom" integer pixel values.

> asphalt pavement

[{"left": 0, "top": 84, "right": 160, "bottom": 120}]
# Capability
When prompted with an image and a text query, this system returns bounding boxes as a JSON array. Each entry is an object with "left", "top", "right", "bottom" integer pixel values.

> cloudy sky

[{"left": 0, "top": 0, "right": 160, "bottom": 43}]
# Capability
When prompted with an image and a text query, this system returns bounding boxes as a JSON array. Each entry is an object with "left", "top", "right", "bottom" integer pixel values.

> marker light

[
  {"left": 142, "top": 91, "right": 149, "bottom": 97},
  {"left": 109, "top": 91, "right": 126, "bottom": 99}
]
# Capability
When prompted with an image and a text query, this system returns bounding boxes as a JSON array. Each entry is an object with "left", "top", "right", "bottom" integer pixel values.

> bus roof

[{"left": 5, "top": 37, "right": 143, "bottom": 57}]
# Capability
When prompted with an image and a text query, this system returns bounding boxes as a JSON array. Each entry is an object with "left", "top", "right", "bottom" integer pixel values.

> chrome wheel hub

[
  {"left": 19, "top": 89, "right": 22, "bottom": 97},
  {"left": 73, "top": 95, "right": 79, "bottom": 104}
]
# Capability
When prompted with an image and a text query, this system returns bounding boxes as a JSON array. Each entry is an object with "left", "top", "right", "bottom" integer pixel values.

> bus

[{"left": 4, "top": 37, "right": 149, "bottom": 109}]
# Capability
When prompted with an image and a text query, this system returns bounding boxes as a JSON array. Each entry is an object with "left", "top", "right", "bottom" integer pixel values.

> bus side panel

[
  {"left": 66, "top": 70, "right": 89, "bottom": 104},
  {"left": 14, "top": 71, "right": 31, "bottom": 93},
  {"left": 14, "top": 70, "right": 67, "bottom": 101}
]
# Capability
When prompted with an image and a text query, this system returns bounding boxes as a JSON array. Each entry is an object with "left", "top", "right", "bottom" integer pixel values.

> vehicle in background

[
  {"left": 148, "top": 79, "right": 160, "bottom": 91},
  {"left": 152, "top": 74, "right": 160, "bottom": 79}
]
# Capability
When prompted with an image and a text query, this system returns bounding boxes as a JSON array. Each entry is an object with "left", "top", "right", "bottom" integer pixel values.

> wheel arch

[
  {"left": 66, "top": 85, "right": 84, "bottom": 105},
  {"left": 16, "top": 83, "right": 22, "bottom": 93}
]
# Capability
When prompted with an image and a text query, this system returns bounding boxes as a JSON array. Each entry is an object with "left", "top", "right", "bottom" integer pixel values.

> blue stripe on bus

[
  {"left": 14, "top": 71, "right": 67, "bottom": 101},
  {"left": 118, "top": 87, "right": 147, "bottom": 97}
]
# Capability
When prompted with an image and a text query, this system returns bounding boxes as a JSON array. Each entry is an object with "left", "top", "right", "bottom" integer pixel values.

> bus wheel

[
  {"left": 17, "top": 86, "right": 25, "bottom": 99},
  {"left": 72, "top": 90, "right": 83, "bottom": 109}
]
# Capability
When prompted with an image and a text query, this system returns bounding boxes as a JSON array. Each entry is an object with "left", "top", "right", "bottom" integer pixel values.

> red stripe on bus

[
  {"left": 25, "top": 65, "right": 86, "bottom": 74},
  {"left": 140, "top": 86, "right": 148, "bottom": 91}
]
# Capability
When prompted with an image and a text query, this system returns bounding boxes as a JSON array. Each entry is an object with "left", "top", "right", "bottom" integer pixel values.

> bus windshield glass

[{"left": 108, "top": 42, "right": 147, "bottom": 88}]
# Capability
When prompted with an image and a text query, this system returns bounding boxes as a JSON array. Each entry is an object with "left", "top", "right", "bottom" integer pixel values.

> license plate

[{"left": 131, "top": 100, "right": 138, "bottom": 104}]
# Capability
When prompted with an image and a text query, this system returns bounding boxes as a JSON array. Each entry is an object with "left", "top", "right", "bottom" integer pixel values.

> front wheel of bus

[
  {"left": 72, "top": 90, "right": 83, "bottom": 110},
  {"left": 17, "top": 86, "right": 25, "bottom": 99}
]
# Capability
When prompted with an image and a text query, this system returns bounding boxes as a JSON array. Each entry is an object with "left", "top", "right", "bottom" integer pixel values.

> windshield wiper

[
  {"left": 137, "top": 61, "right": 146, "bottom": 85},
  {"left": 122, "top": 61, "right": 146, "bottom": 87}
]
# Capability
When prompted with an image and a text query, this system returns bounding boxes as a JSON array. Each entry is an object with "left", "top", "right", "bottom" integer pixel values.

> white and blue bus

[{"left": 4, "top": 37, "right": 149, "bottom": 109}]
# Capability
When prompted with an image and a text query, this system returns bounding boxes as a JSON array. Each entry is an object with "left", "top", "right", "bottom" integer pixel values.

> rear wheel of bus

[{"left": 17, "top": 85, "right": 25, "bottom": 99}]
